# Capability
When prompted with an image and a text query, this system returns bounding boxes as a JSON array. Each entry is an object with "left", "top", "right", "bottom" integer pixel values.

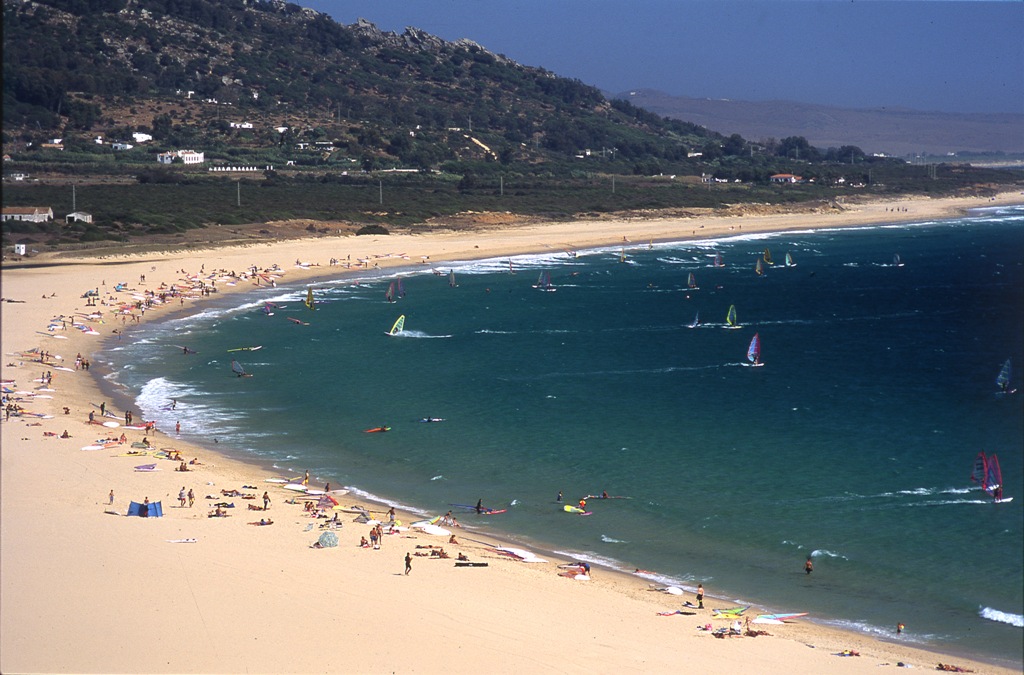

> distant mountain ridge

[{"left": 617, "top": 89, "right": 1024, "bottom": 156}]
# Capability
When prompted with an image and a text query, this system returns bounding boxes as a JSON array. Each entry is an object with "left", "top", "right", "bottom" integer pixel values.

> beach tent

[
  {"left": 126, "top": 501, "right": 163, "bottom": 517},
  {"left": 317, "top": 531, "right": 338, "bottom": 548},
  {"left": 317, "top": 494, "right": 339, "bottom": 509}
]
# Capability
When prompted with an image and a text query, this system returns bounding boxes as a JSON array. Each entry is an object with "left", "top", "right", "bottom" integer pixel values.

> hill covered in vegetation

[{"left": 3, "top": 0, "right": 1020, "bottom": 248}]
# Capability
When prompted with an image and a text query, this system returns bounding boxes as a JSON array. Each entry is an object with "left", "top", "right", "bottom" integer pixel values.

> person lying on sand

[
  {"left": 248, "top": 519, "right": 273, "bottom": 526},
  {"left": 937, "top": 665, "right": 973, "bottom": 673}
]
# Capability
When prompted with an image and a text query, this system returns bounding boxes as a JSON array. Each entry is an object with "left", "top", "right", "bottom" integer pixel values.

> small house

[
  {"left": 2, "top": 206, "right": 53, "bottom": 222},
  {"left": 770, "top": 173, "right": 802, "bottom": 184}
]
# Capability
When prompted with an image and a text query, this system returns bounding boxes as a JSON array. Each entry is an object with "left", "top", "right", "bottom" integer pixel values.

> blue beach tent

[{"left": 126, "top": 501, "right": 163, "bottom": 517}]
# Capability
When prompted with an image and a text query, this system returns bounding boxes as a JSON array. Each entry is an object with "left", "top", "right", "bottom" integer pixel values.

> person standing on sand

[
  {"left": 303, "top": 470, "right": 309, "bottom": 486},
  {"left": 179, "top": 487, "right": 186, "bottom": 507},
  {"left": 187, "top": 488, "right": 194, "bottom": 508},
  {"left": 405, "top": 552, "right": 412, "bottom": 575},
  {"left": 263, "top": 491, "right": 270, "bottom": 510},
  {"left": 696, "top": 584, "right": 704, "bottom": 609},
  {"left": 109, "top": 489, "right": 114, "bottom": 506}
]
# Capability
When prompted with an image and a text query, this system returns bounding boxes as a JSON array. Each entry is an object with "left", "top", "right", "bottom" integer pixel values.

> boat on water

[
  {"left": 532, "top": 271, "right": 556, "bottom": 292},
  {"left": 996, "top": 358, "right": 1016, "bottom": 395},
  {"left": 385, "top": 315, "right": 406, "bottom": 336},
  {"left": 971, "top": 451, "right": 1012, "bottom": 503},
  {"left": 688, "top": 312, "right": 700, "bottom": 328},
  {"left": 746, "top": 333, "right": 763, "bottom": 367},
  {"left": 785, "top": 252, "right": 796, "bottom": 267},
  {"left": 687, "top": 272, "right": 698, "bottom": 290},
  {"left": 724, "top": 304, "right": 740, "bottom": 329}
]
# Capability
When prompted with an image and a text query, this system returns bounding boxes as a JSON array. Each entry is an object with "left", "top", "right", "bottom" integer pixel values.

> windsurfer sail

[
  {"left": 755, "top": 257, "right": 765, "bottom": 276},
  {"left": 724, "top": 304, "right": 740, "bottom": 329},
  {"left": 687, "top": 272, "right": 698, "bottom": 290},
  {"left": 713, "top": 252, "right": 724, "bottom": 268},
  {"left": 304, "top": 287, "right": 315, "bottom": 310},
  {"left": 231, "top": 360, "right": 252, "bottom": 378},
  {"left": 763, "top": 248, "right": 774, "bottom": 265},
  {"left": 893, "top": 253, "right": 904, "bottom": 267},
  {"left": 385, "top": 282, "right": 395, "bottom": 303},
  {"left": 386, "top": 315, "right": 406, "bottom": 336},
  {"left": 533, "top": 271, "right": 556, "bottom": 292},
  {"left": 688, "top": 312, "right": 700, "bottom": 329},
  {"left": 397, "top": 278, "right": 406, "bottom": 299},
  {"left": 747, "top": 333, "right": 763, "bottom": 366},
  {"left": 996, "top": 358, "right": 1015, "bottom": 394},
  {"left": 785, "top": 252, "right": 795, "bottom": 267},
  {"left": 971, "top": 451, "right": 1009, "bottom": 502},
  {"left": 448, "top": 270, "right": 457, "bottom": 288}
]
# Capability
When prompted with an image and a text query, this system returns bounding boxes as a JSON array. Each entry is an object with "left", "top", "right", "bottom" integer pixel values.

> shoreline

[{"left": 3, "top": 192, "right": 1022, "bottom": 674}]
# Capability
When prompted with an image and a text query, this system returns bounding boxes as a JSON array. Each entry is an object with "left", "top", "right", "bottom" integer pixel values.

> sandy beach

[{"left": 2, "top": 192, "right": 1021, "bottom": 675}]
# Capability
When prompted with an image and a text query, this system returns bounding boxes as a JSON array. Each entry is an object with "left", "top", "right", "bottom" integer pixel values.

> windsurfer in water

[
  {"left": 805, "top": 558, "right": 813, "bottom": 575},
  {"left": 475, "top": 499, "right": 483, "bottom": 514}
]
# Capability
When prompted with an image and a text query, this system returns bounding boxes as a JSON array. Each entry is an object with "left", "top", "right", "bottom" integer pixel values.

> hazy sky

[{"left": 301, "top": 0, "right": 1023, "bottom": 115}]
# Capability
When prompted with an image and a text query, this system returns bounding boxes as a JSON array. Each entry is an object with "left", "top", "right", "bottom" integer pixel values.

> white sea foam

[
  {"left": 600, "top": 534, "right": 627, "bottom": 543},
  {"left": 979, "top": 606, "right": 1024, "bottom": 628}
]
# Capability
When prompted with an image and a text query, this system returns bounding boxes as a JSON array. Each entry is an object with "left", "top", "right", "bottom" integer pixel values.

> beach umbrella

[{"left": 317, "top": 531, "right": 339, "bottom": 548}]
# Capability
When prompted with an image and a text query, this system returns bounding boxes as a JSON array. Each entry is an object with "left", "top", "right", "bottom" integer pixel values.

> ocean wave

[
  {"left": 600, "top": 534, "right": 627, "bottom": 544},
  {"left": 979, "top": 607, "right": 1024, "bottom": 628},
  {"left": 809, "top": 548, "right": 848, "bottom": 561}
]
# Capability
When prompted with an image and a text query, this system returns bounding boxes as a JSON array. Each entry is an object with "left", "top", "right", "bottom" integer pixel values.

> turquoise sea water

[{"left": 103, "top": 206, "right": 1024, "bottom": 666}]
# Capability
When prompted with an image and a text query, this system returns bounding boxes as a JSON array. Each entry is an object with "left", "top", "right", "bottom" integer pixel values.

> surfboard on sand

[{"left": 454, "top": 562, "right": 488, "bottom": 567}]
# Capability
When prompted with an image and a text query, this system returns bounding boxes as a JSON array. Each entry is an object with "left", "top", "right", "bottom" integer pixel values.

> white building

[
  {"left": 157, "top": 150, "right": 205, "bottom": 165},
  {"left": 132, "top": 132, "right": 153, "bottom": 143},
  {"left": 2, "top": 206, "right": 53, "bottom": 222}
]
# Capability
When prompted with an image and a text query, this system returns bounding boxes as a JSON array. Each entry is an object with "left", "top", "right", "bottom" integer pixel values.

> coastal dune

[{"left": 2, "top": 192, "right": 1020, "bottom": 674}]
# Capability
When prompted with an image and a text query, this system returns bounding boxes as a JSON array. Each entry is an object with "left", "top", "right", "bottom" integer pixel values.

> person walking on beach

[
  {"left": 696, "top": 584, "right": 704, "bottom": 609},
  {"left": 805, "top": 558, "right": 813, "bottom": 575},
  {"left": 108, "top": 489, "right": 114, "bottom": 506},
  {"left": 179, "top": 487, "right": 187, "bottom": 507},
  {"left": 263, "top": 491, "right": 270, "bottom": 510},
  {"left": 405, "top": 552, "right": 412, "bottom": 575},
  {"left": 187, "top": 488, "right": 194, "bottom": 507},
  {"left": 100, "top": 402, "right": 105, "bottom": 416}
]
